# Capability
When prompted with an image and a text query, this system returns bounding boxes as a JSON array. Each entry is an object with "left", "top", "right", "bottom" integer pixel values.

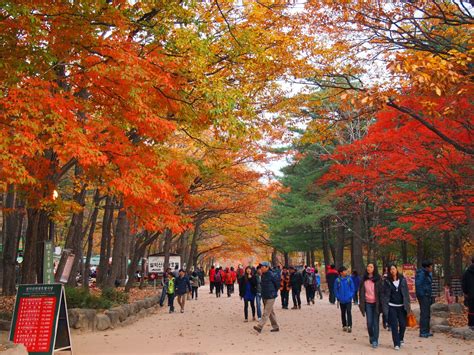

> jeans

[
  {"left": 365, "top": 303, "right": 380, "bottom": 344},
  {"left": 256, "top": 298, "right": 279, "bottom": 330},
  {"left": 215, "top": 283, "right": 221, "bottom": 297},
  {"left": 305, "top": 285, "right": 314, "bottom": 303},
  {"left": 159, "top": 285, "right": 167, "bottom": 306},
  {"left": 340, "top": 302, "right": 352, "bottom": 327},
  {"left": 256, "top": 293, "right": 262, "bottom": 318},
  {"left": 177, "top": 294, "right": 186, "bottom": 310},
  {"left": 418, "top": 295, "right": 431, "bottom": 335},
  {"left": 353, "top": 291, "right": 359, "bottom": 304},
  {"left": 329, "top": 285, "right": 336, "bottom": 304},
  {"left": 226, "top": 284, "right": 233, "bottom": 297},
  {"left": 292, "top": 289, "right": 301, "bottom": 307},
  {"left": 192, "top": 286, "right": 198, "bottom": 299},
  {"left": 388, "top": 306, "right": 407, "bottom": 347},
  {"left": 244, "top": 299, "right": 256, "bottom": 319},
  {"left": 167, "top": 293, "right": 175, "bottom": 312},
  {"left": 315, "top": 285, "right": 323, "bottom": 299},
  {"left": 281, "top": 290, "right": 289, "bottom": 308}
]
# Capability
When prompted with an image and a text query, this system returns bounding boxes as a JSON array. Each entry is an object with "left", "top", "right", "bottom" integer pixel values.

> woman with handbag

[
  {"left": 381, "top": 263, "right": 411, "bottom": 351},
  {"left": 358, "top": 262, "right": 383, "bottom": 349}
]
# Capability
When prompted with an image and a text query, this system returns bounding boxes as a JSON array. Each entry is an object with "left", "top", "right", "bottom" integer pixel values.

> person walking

[
  {"left": 359, "top": 262, "right": 383, "bottom": 348},
  {"left": 462, "top": 256, "right": 474, "bottom": 330},
  {"left": 209, "top": 265, "right": 216, "bottom": 294},
  {"left": 214, "top": 267, "right": 223, "bottom": 298},
  {"left": 159, "top": 267, "right": 171, "bottom": 307},
  {"left": 166, "top": 271, "right": 176, "bottom": 313},
  {"left": 326, "top": 264, "right": 339, "bottom": 304},
  {"left": 255, "top": 265, "right": 263, "bottom": 320},
  {"left": 381, "top": 263, "right": 411, "bottom": 350},
  {"left": 175, "top": 269, "right": 191, "bottom": 313},
  {"left": 314, "top": 269, "right": 323, "bottom": 300},
  {"left": 239, "top": 266, "right": 257, "bottom": 322},
  {"left": 415, "top": 260, "right": 434, "bottom": 338},
  {"left": 289, "top": 266, "right": 303, "bottom": 309},
  {"left": 225, "top": 267, "right": 234, "bottom": 297},
  {"left": 334, "top": 266, "right": 355, "bottom": 333},
  {"left": 280, "top": 266, "right": 291, "bottom": 309},
  {"left": 254, "top": 262, "right": 280, "bottom": 333},
  {"left": 190, "top": 271, "right": 200, "bottom": 300},
  {"left": 304, "top": 267, "right": 315, "bottom": 305}
]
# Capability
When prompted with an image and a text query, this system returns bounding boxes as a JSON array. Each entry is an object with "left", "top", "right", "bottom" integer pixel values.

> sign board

[
  {"left": 43, "top": 241, "right": 54, "bottom": 285},
  {"left": 451, "top": 276, "right": 463, "bottom": 297},
  {"left": 402, "top": 264, "right": 417, "bottom": 302},
  {"left": 9, "top": 284, "right": 72, "bottom": 355},
  {"left": 431, "top": 275, "right": 441, "bottom": 297},
  {"left": 59, "top": 254, "right": 75, "bottom": 284},
  {"left": 148, "top": 255, "right": 181, "bottom": 274}
]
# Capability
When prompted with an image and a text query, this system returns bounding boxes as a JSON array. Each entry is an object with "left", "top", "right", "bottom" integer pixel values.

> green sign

[
  {"left": 9, "top": 284, "right": 72, "bottom": 355},
  {"left": 43, "top": 241, "right": 54, "bottom": 284}
]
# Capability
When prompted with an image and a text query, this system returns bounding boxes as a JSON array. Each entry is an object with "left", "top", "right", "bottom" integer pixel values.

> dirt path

[{"left": 73, "top": 287, "right": 473, "bottom": 354}]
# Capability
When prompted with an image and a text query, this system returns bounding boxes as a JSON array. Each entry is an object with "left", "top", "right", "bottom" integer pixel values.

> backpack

[
  {"left": 307, "top": 273, "right": 314, "bottom": 285},
  {"left": 215, "top": 272, "right": 222, "bottom": 283}
]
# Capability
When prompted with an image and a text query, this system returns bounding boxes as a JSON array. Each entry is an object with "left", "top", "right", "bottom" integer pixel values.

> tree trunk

[
  {"left": 321, "top": 220, "right": 331, "bottom": 267},
  {"left": 97, "top": 196, "right": 114, "bottom": 286},
  {"left": 443, "top": 231, "right": 451, "bottom": 284},
  {"left": 401, "top": 240, "right": 408, "bottom": 264},
  {"left": 162, "top": 228, "right": 173, "bottom": 271},
  {"left": 106, "top": 207, "right": 128, "bottom": 288},
  {"left": 351, "top": 214, "right": 364, "bottom": 274},
  {"left": 2, "top": 186, "right": 24, "bottom": 295},
  {"left": 335, "top": 225, "right": 345, "bottom": 269},
  {"left": 416, "top": 237, "right": 423, "bottom": 269},
  {"left": 284, "top": 252, "right": 289, "bottom": 267},
  {"left": 271, "top": 248, "right": 278, "bottom": 266},
  {"left": 83, "top": 189, "right": 101, "bottom": 289},
  {"left": 453, "top": 230, "right": 463, "bottom": 277},
  {"left": 21, "top": 208, "right": 40, "bottom": 284}
]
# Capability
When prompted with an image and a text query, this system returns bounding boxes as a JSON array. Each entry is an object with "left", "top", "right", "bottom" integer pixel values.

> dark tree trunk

[
  {"left": 83, "top": 189, "right": 101, "bottom": 289},
  {"left": 453, "top": 231, "right": 463, "bottom": 277},
  {"left": 416, "top": 237, "right": 423, "bottom": 269},
  {"left": 443, "top": 231, "right": 451, "bottom": 284},
  {"left": 271, "top": 248, "right": 278, "bottom": 266},
  {"left": 321, "top": 220, "right": 331, "bottom": 267},
  {"left": 2, "top": 186, "right": 24, "bottom": 295},
  {"left": 97, "top": 196, "right": 114, "bottom": 286},
  {"left": 162, "top": 228, "right": 173, "bottom": 271},
  {"left": 21, "top": 208, "right": 40, "bottom": 284},
  {"left": 106, "top": 208, "right": 128, "bottom": 288},
  {"left": 186, "top": 223, "right": 201, "bottom": 273},
  {"left": 284, "top": 252, "right": 289, "bottom": 267},
  {"left": 401, "top": 240, "right": 408, "bottom": 264},
  {"left": 335, "top": 225, "right": 345, "bottom": 269},
  {"left": 351, "top": 214, "right": 365, "bottom": 273}
]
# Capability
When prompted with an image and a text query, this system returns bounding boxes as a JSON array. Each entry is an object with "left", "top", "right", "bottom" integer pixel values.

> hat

[
  {"left": 260, "top": 261, "right": 271, "bottom": 267},
  {"left": 306, "top": 267, "right": 311, "bottom": 272}
]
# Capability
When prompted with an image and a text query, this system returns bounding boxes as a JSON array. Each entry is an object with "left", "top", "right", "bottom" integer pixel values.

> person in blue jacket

[
  {"left": 334, "top": 266, "right": 355, "bottom": 332},
  {"left": 415, "top": 260, "right": 433, "bottom": 337},
  {"left": 175, "top": 269, "right": 191, "bottom": 313}
]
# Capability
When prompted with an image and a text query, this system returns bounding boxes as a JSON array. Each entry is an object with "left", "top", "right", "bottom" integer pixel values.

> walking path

[{"left": 73, "top": 288, "right": 473, "bottom": 354}]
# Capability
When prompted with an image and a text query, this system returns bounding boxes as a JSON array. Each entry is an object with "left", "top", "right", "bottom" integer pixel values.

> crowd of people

[{"left": 157, "top": 257, "right": 474, "bottom": 351}]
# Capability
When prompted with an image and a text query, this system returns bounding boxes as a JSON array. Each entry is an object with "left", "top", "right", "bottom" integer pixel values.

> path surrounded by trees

[{"left": 73, "top": 289, "right": 472, "bottom": 354}]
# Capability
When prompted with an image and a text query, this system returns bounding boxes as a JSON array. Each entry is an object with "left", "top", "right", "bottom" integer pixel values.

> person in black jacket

[
  {"left": 415, "top": 260, "right": 433, "bottom": 337},
  {"left": 239, "top": 266, "right": 257, "bottom": 322},
  {"left": 254, "top": 262, "right": 279, "bottom": 333},
  {"left": 175, "top": 269, "right": 191, "bottom": 313},
  {"left": 381, "top": 264, "right": 411, "bottom": 350},
  {"left": 289, "top": 267, "right": 303, "bottom": 309},
  {"left": 462, "top": 256, "right": 474, "bottom": 330},
  {"left": 326, "top": 264, "right": 339, "bottom": 304}
]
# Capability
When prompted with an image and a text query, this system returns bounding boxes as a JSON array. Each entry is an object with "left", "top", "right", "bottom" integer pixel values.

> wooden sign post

[{"left": 9, "top": 284, "right": 73, "bottom": 355}]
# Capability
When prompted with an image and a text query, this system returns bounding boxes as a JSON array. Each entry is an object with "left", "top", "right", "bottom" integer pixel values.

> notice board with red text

[{"left": 9, "top": 284, "right": 72, "bottom": 355}]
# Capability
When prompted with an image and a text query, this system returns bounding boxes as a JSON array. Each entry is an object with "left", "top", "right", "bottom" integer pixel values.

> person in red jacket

[
  {"left": 225, "top": 267, "right": 235, "bottom": 297},
  {"left": 209, "top": 265, "right": 216, "bottom": 294}
]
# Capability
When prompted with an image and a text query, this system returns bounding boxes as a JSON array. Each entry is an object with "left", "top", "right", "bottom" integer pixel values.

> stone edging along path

[{"left": 67, "top": 294, "right": 162, "bottom": 332}]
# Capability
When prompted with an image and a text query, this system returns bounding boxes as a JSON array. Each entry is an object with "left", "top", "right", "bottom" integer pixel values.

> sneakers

[
  {"left": 371, "top": 342, "right": 378, "bottom": 348},
  {"left": 311, "top": 299, "right": 315, "bottom": 304},
  {"left": 270, "top": 328, "right": 279, "bottom": 332},
  {"left": 419, "top": 333, "right": 430, "bottom": 338},
  {"left": 343, "top": 326, "right": 348, "bottom": 332},
  {"left": 394, "top": 345, "right": 400, "bottom": 350},
  {"left": 244, "top": 319, "right": 248, "bottom": 323},
  {"left": 347, "top": 326, "right": 352, "bottom": 333},
  {"left": 400, "top": 340, "right": 404, "bottom": 346}
]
